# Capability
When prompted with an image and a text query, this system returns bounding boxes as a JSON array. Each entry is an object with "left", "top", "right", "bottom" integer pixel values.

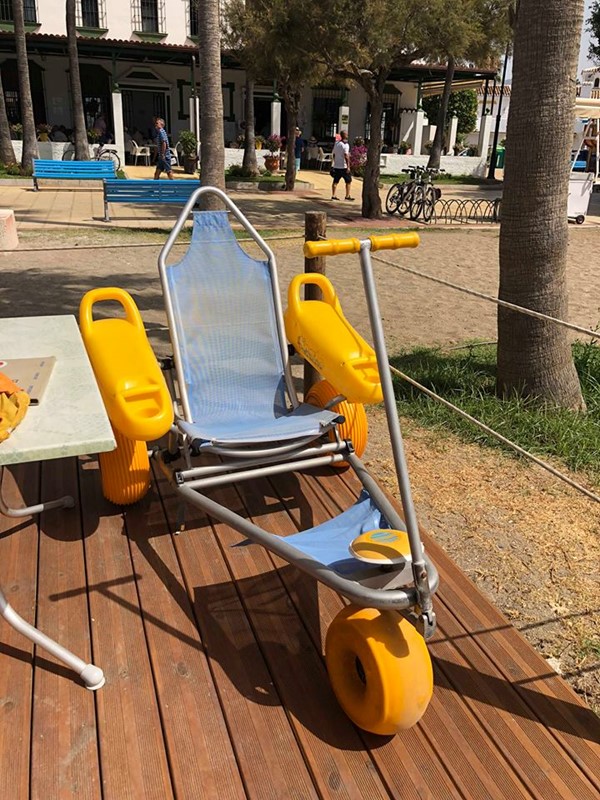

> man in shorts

[
  {"left": 330, "top": 130, "right": 354, "bottom": 201},
  {"left": 153, "top": 118, "right": 173, "bottom": 180}
]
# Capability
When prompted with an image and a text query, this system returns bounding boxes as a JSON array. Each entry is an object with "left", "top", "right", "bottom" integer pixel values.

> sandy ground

[{"left": 2, "top": 220, "right": 599, "bottom": 712}]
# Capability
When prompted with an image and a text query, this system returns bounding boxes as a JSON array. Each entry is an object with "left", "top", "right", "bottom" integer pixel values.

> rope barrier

[
  {"left": 372, "top": 253, "right": 600, "bottom": 340},
  {"left": 390, "top": 365, "right": 600, "bottom": 503},
  {"left": 14, "top": 233, "right": 304, "bottom": 253}
]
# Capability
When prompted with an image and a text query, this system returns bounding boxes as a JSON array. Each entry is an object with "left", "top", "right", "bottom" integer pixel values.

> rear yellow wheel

[
  {"left": 99, "top": 427, "right": 150, "bottom": 505},
  {"left": 325, "top": 605, "right": 433, "bottom": 735},
  {"left": 305, "top": 380, "right": 368, "bottom": 464}
]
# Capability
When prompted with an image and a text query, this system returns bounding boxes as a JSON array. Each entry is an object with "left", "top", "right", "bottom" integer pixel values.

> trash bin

[
  {"left": 496, "top": 146, "right": 505, "bottom": 168},
  {"left": 567, "top": 172, "right": 594, "bottom": 224}
]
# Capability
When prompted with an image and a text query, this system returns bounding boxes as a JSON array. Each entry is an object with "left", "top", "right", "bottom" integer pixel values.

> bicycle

[
  {"left": 385, "top": 165, "right": 443, "bottom": 222},
  {"left": 62, "top": 141, "right": 121, "bottom": 171}
]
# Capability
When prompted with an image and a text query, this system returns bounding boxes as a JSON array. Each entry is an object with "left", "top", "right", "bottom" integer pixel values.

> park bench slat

[
  {"left": 32, "top": 159, "right": 115, "bottom": 190},
  {"left": 102, "top": 179, "right": 201, "bottom": 221}
]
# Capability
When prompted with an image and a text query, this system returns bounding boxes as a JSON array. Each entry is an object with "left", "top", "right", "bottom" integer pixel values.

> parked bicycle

[
  {"left": 385, "top": 165, "right": 443, "bottom": 222},
  {"left": 62, "top": 141, "right": 121, "bottom": 171}
]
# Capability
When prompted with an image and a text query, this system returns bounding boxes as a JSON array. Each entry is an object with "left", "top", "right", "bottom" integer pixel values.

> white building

[{"left": 0, "top": 0, "right": 497, "bottom": 169}]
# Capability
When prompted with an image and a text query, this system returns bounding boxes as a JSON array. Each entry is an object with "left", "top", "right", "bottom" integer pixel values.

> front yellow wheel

[
  {"left": 325, "top": 605, "right": 433, "bottom": 735},
  {"left": 305, "top": 379, "right": 368, "bottom": 464}
]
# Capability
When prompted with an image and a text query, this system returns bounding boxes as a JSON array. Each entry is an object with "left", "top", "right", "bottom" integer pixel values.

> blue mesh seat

[{"left": 164, "top": 211, "right": 340, "bottom": 449}]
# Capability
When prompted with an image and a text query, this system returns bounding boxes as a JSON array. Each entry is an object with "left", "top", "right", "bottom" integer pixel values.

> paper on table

[{"left": 0, "top": 356, "right": 56, "bottom": 405}]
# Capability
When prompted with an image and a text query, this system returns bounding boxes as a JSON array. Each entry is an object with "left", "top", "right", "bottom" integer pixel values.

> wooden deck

[{"left": 1, "top": 455, "right": 599, "bottom": 800}]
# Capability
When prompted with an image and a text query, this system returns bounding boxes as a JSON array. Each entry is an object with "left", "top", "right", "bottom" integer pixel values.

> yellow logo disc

[{"left": 349, "top": 529, "right": 411, "bottom": 565}]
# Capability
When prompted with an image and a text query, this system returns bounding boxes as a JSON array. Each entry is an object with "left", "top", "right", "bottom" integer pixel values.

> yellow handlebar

[
  {"left": 303, "top": 238, "right": 361, "bottom": 258},
  {"left": 303, "top": 232, "right": 419, "bottom": 259},
  {"left": 369, "top": 232, "right": 420, "bottom": 251}
]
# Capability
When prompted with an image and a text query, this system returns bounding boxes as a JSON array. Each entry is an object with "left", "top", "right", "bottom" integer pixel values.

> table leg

[
  {"left": 0, "top": 492, "right": 75, "bottom": 518},
  {"left": 0, "top": 589, "right": 105, "bottom": 689},
  {"left": 0, "top": 467, "right": 104, "bottom": 690}
]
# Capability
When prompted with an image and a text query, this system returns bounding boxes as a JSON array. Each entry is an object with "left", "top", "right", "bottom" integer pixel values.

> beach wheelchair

[{"left": 81, "top": 186, "right": 438, "bottom": 735}]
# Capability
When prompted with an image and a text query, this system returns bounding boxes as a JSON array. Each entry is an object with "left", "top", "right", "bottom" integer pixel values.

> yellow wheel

[
  {"left": 325, "top": 605, "right": 433, "bottom": 735},
  {"left": 99, "top": 427, "right": 150, "bottom": 505},
  {"left": 305, "top": 380, "right": 368, "bottom": 464}
]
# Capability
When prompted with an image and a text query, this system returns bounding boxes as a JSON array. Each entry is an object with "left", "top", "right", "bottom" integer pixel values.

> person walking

[
  {"left": 330, "top": 130, "right": 353, "bottom": 201},
  {"left": 153, "top": 117, "right": 174, "bottom": 180},
  {"left": 294, "top": 127, "right": 305, "bottom": 173}
]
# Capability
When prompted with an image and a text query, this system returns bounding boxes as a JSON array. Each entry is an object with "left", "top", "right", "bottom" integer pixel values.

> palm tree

[
  {"left": 197, "top": 0, "right": 225, "bottom": 207},
  {"left": 66, "top": 0, "right": 89, "bottom": 160},
  {"left": 497, "top": 0, "right": 585, "bottom": 409},
  {"left": 12, "top": 0, "right": 38, "bottom": 170},
  {"left": 0, "top": 69, "right": 16, "bottom": 164},
  {"left": 242, "top": 76, "right": 259, "bottom": 176}
]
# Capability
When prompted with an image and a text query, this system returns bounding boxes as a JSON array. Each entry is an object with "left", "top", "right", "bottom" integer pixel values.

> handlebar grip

[
  {"left": 369, "top": 232, "right": 420, "bottom": 251},
  {"left": 304, "top": 238, "right": 361, "bottom": 258}
]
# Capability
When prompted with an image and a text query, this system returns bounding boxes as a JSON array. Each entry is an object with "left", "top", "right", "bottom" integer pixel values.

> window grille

[
  {"left": 77, "top": 0, "right": 106, "bottom": 28},
  {"left": 0, "top": 0, "right": 38, "bottom": 23},
  {"left": 312, "top": 87, "right": 344, "bottom": 141},
  {"left": 132, "top": 0, "right": 165, "bottom": 34}
]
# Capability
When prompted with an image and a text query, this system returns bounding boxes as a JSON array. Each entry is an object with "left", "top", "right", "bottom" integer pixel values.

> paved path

[{"left": 2, "top": 166, "right": 599, "bottom": 231}]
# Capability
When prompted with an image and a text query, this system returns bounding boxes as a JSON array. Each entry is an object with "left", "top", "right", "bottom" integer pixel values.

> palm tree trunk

[
  {"left": 283, "top": 86, "right": 300, "bottom": 191},
  {"left": 12, "top": 0, "right": 38, "bottom": 170},
  {"left": 497, "top": 0, "right": 585, "bottom": 410},
  {"left": 242, "top": 77, "right": 258, "bottom": 175},
  {"left": 197, "top": 0, "right": 225, "bottom": 209},
  {"left": 0, "top": 69, "right": 16, "bottom": 164},
  {"left": 66, "top": 0, "right": 89, "bottom": 160},
  {"left": 427, "top": 56, "right": 455, "bottom": 170}
]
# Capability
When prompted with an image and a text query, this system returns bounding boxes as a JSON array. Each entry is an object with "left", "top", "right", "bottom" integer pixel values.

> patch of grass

[
  {"left": 581, "top": 638, "right": 600, "bottom": 658},
  {"left": 389, "top": 341, "right": 600, "bottom": 482},
  {"left": 379, "top": 173, "right": 493, "bottom": 186}
]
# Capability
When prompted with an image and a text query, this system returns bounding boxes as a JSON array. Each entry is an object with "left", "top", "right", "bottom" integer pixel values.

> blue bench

[
  {"left": 102, "top": 179, "right": 201, "bottom": 222},
  {"left": 32, "top": 159, "right": 116, "bottom": 190}
]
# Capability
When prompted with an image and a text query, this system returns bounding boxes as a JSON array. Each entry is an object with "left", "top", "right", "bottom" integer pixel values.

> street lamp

[{"left": 487, "top": 43, "right": 510, "bottom": 180}]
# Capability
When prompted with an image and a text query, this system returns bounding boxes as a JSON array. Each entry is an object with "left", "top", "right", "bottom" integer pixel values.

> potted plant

[
  {"left": 179, "top": 129, "right": 198, "bottom": 174},
  {"left": 399, "top": 140, "right": 411, "bottom": 155},
  {"left": 9, "top": 123, "right": 23, "bottom": 140},
  {"left": 263, "top": 133, "right": 282, "bottom": 171},
  {"left": 255, "top": 135, "right": 265, "bottom": 150},
  {"left": 87, "top": 128, "right": 100, "bottom": 144},
  {"left": 37, "top": 123, "right": 52, "bottom": 142}
]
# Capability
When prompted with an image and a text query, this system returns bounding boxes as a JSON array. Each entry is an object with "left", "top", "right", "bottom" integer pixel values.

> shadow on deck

[{"left": 0, "top": 455, "right": 599, "bottom": 799}]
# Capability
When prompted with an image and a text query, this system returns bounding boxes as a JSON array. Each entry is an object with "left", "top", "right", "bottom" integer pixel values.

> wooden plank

[
  {"left": 153, "top": 467, "right": 321, "bottom": 800},
  {"left": 331, "top": 466, "right": 600, "bottom": 797},
  {"left": 425, "top": 536, "right": 600, "bottom": 790},
  {"left": 124, "top": 480, "right": 246, "bottom": 800},
  {"left": 78, "top": 456, "right": 174, "bottom": 800},
  {"left": 31, "top": 457, "right": 101, "bottom": 800},
  {"left": 185, "top": 478, "right": 393, "bottom": 800},
  {"left": 288, "top": 467, "right": 594, "bottom": 799},
  {"left": 260, "top": 470, "right": 507, "bottom": 800},
  {"left": 0, "top": 463, "right": 38, "bottom": 800}
]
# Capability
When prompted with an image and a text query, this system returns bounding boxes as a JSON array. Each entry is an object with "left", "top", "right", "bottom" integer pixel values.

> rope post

[{"left": 303, "top": 210, "right": 327, "bottom": 397}]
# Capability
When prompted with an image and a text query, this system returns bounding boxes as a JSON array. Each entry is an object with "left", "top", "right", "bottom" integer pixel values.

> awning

[{"left": 420, "top": 79, "right": 486, "bottom": 97}]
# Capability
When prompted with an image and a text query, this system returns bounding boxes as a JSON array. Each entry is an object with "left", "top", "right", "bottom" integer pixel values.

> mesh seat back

[{"left": 166, "top": 211, "right": 288, "bottom": 427}]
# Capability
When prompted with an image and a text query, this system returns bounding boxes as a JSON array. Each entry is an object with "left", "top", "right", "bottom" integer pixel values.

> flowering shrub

[
  {"left": 265, "top": 133, "right": 282, "bottom": 153},
  {"left": 87, "top": 129, "right": 100, "bottom": 143},
  {"left": 9, "top": 123, "right": 23, "bottom": 139},
  {"left": 349, "top": 144, "right": 367, "bottom": 177},
  {"left": 37, "top": 123, "right": 52, "bottom": 134}
]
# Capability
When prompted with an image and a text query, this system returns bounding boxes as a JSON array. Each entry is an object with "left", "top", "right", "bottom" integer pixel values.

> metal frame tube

[
  {"left": 176, "top": 481, "right": 438, "bottom": 610},
  {"left": 357, "top": 241, "right": 434, "bottom": 623}
]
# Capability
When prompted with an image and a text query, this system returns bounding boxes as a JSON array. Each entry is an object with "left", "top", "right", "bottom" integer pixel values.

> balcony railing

[
  {"left": 76, "top": 0, "right": 106, "bottom": 29},
  {"left": 132, "top": 0, "right": 165, "bottom": 34},
  {"left": 0, "top": 0, "right": 38, "bottom": 24}
]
